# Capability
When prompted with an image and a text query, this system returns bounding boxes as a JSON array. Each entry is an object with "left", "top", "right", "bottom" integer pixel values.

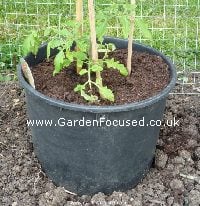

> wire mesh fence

[{"left": 0, "top": 0, "right": 199, "bottom": 94}]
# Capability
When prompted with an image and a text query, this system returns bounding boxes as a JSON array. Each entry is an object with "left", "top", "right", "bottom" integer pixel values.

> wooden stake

[
  {"left": 127, "top": 16, "right": 134, "bottom": 76},
  {"left": 127, "top": 0, "right": 136, "bottom": 76},
  {"left": 76, "top": 0, "right": 83, "bottom": 73},
  {"left": 88, "top": 0, "right": 102, "bottom": 86},
  {"left": 20, "top": 58, "right": 35, "bottom": 89},
  {"left": 76, "top": 0, "right": 83, "bottom": 34}
]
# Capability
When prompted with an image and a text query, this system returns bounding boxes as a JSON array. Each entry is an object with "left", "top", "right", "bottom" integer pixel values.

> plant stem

[
  {"left": 127, "top": 0, "right": 135, "bottom": 76},
  {"left": 76, "top": 0, "right": 83, "bottom": 74},
  {"left": 88, "top": 68, "right": 92, "bottom": 90},
  {"left": 88, "top": 0, "right": 102, "bottom": 87}
]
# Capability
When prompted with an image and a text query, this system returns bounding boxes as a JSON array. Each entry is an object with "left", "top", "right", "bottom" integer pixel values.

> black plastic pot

[{"left": 17, "top": 37, "right": 176, "bottom": 195}]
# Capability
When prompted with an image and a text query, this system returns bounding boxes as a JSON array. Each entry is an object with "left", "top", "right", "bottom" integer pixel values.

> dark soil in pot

[
  {"left": 31, "top": 49, "right": 170, "bottom": 105},
  {"left": 1, "top": 82, "right": 199, "bottom": 206}
]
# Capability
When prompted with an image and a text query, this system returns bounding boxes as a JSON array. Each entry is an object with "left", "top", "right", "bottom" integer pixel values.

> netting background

[{"left": 0, "top": 0, "right": 199, "bottom": 94}]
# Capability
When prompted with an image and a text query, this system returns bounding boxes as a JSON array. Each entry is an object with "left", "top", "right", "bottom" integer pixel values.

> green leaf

[
  {"left": 99, "top": 86, "right": 114, "bottom": 102},
  {"left": 105, "top": 58, "right": 128, "bottom": 76},
  {"left": 98, "top": 43, "right": 116, "bottom": 53},
  {"left": 74, "top": 84, "right": 98, "bottom": 102},
  {"left": 107, "top": 43, "right": 116, "bottom": 52},
  {"left": 119, "top": 16, "right": 130, "bottom": 38},
  {"left": 90, "top": 65, "right": 103, "bottom": 72},
  {"left": 23, "top": 31, "right": 40, "bottom": 56},
  {"left": 63, "top": 59, "right": 71, "bottom": 68},
  {"left": 66, "top": 52, "right": 74, "bottom": 62},
  {"left": 64, "top": 39, "right": 74, "bottom": 51},
  {"left": 81, "top": 90, "right": 98, "bottom": 102},
  {"left": 53, "top": 50, "right": 65, "bottom": 75},
  {"left": 96, "top": 19, "right": 108, "bottom": 43},
  {"left": 73, "top": 51, "right": 87, "bottom": 61},
  {"left": 66, "top": 20, "right": 78, "bottom": 28},
  {"left": 77, "top": 40, "right": 88, "bottom": 52},
  {"left": 74, "top": 84, "right": 85, "bottom": 92},
  {"left": 79, "top": 69, "right": 88, "bottom": 76},
  {"left": 135, "top": 18, "right": 153, "bottom": 40},
  {"left": 47, "top": 39, "right": 62, "bottom": 59},
  {"left": 59, "top": 29, "right": 69, "bottom": 37}
]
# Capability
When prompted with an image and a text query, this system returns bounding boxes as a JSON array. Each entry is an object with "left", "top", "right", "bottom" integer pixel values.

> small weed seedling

[{"left": 23, "top": 0, "right": 152, "bottom": 103}]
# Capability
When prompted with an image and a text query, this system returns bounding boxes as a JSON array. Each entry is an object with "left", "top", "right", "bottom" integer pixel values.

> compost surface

[
  {"left": 32, "top": 49, "right": 170, "bottom": 105},
  {"left": 0, "top": 82, "right": 200, "bottom": 206}
]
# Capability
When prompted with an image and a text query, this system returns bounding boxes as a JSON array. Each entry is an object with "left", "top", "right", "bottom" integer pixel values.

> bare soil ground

[{"left": 0, "top": 82, "right": 199, "bottom": 206}]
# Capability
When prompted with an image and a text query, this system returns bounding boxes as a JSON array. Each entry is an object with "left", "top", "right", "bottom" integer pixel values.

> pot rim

[{"left": 17, "top": 37, "right": 177, "bottom": 113}]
